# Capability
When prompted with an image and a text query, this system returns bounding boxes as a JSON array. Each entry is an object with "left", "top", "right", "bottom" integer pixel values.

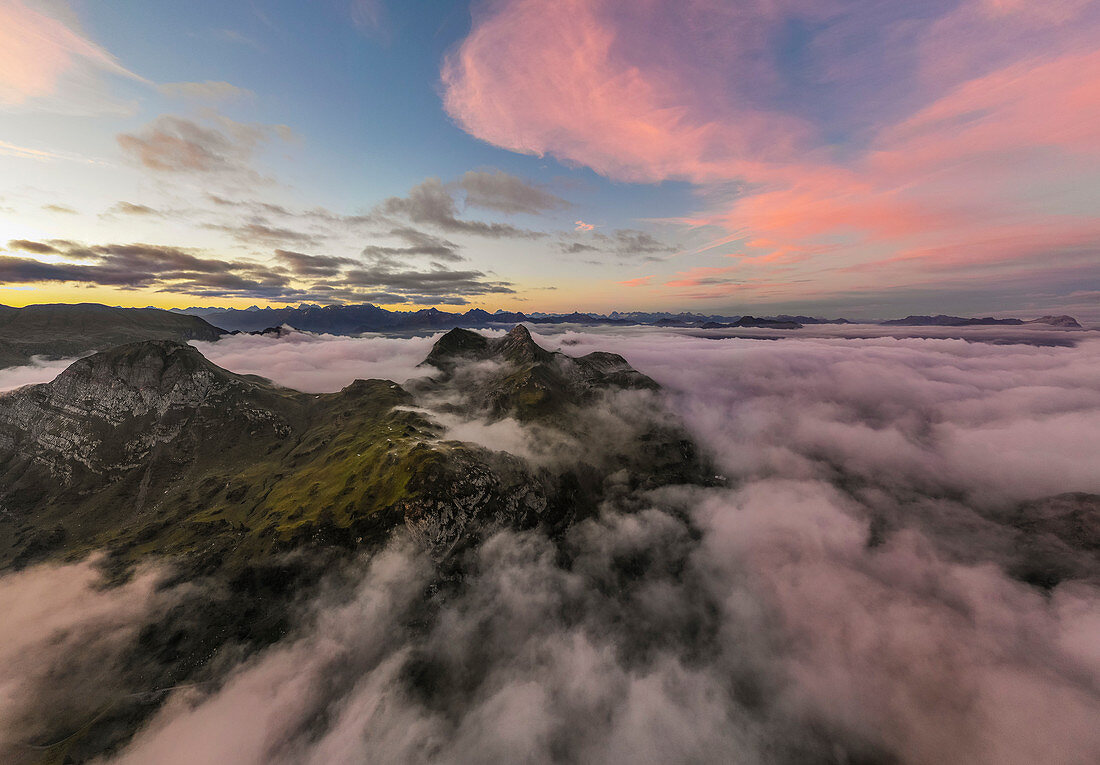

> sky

[{"left": 0, "top": 0, "right": 1097, "bottom": 318}]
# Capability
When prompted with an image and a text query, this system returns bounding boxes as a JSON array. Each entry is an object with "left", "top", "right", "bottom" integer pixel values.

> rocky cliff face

[
  {"left": 0, "top": 340, "right": 291, "bottom": 479},
  {"left": 399, "top": 447, "right": 550, "bottom": 555}
]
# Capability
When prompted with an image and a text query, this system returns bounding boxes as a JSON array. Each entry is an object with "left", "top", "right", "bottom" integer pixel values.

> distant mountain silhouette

[
  {"left": 0, "top": 303, "right": 224, "bottom": 367},
  {"left": 881, "top": 314, "right": 1081, "bottom": 328}
]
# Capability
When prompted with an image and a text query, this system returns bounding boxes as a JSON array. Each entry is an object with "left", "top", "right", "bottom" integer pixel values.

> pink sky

[{"left": 443, "top": 0, "right": 1100, "bottom": 308}]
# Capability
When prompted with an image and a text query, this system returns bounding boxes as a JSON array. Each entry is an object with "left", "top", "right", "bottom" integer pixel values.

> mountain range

[
  {"left": 172, "top": 303, "right": 1085, "bottom": 333},
  {"left": 881, "top": 314, "right": 1082, "bottom": 327},
  {"left": 172, "top": 304, "right": 854, "bottom": 333},
  {"left": 0, "top": 303, "right": 1085, "bottom": 372}
]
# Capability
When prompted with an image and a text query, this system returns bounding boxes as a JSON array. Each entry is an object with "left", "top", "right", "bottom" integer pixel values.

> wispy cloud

[
  {"left": 0, "top": 0, "right": 150, "bottom": 111},
  {"left": 374, "top": 176, "right": 549, "bottom": 239},
  {"left": 117, "top": 114, "right": 292, "bottom": 178},
  {"left": 456, "top": 169, "right": 568, "bottom": 215},
  {"left": 158, "top": 80, "right": 254, "bottom": 103},
  {"left": 559, "top": 228, "right": 677, "bottom": 260},
  {"left": 441, "top": 0, "right": 1100, "bottom": 305},
  {"left": 0, "top": 138, "right": 104, "bottom": 164}
]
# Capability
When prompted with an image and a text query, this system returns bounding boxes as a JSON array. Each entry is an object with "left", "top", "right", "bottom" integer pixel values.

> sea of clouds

[{"left": 2, "top": 325, "right": 1098, "bottom": 764}]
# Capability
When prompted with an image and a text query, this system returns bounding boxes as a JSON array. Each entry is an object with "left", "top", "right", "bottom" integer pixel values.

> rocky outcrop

[
  {"left": 0, "top": 340, "right": 291, "bottom": 479},
  {"left": 400, "top": 449, "right": 550, "bottom": 555},
  {"left": 419, "top": 325, "right": 658, "bottom": 421}
]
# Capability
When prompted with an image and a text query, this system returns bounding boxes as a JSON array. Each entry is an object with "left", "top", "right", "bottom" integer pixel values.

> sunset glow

[{"left": 2, "top": 0, "right": 1098, "bottom": 317}]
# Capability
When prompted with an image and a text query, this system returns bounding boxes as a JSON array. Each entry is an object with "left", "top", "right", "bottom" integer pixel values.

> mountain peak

[
  {"left": 55, "top": 339, "right": 229, "bottom": 394},
  {"left": 1027, "top": 315, "right": 1082, "bottom": 328},
  {"left": 6, "top": 339, "right": 283, "bottom": 442},
  {"left": 423, "top": 325, "right": 557, "bottom": 371},
  {"left": 415, "top": 326, "right": 657, "bottom": 420},
  {"left": 0, "top": 340, "right": 300, "bottom": 484},
  {"left": 421, "top": 328, "right": 491, "bottom": 369},
  {"left": 494, "top": 324, "right": 554, "bottom": 365}
]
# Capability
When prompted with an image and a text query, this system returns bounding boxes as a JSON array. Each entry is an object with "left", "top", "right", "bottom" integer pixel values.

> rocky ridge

[{"left": 418, "top": 324, "right": 659, "bottom": 421}]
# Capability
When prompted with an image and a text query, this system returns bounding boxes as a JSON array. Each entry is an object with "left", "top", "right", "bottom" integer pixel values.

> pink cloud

[
  {"left": 0, "top": 0, "right": 148, "bottom": 106},
  {"left": 442, "top": 0, "right": 1100, "bottom": 303},
  {"left": 574, "top": 220, "right": 595, "bottom": 232},
  {"left": 664, "top": 266, "right": 740, "bottom": 289},
  {"left": 660, "top": 265, "right": 806, "bottom": 300},
  {"left": 617, "top": 274, "right": 654, "bottom": 287},
  {"left": 441, "top": 0, "right": 809, "bottom": 184}
]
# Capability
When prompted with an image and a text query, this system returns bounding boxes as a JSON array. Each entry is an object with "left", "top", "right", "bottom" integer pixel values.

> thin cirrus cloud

[
  {"left": 106, "top": 201, "right": 161, "bottom": 217},
  {"left": 0, "top": 0, "right": 150, "bottom": 109},
  {"left": 157, "top": 80, "right": 254, "bottom": 103},
  {"left": 441, "top": 0, "right": 1100, "bottom": 302},
  {"left": 42, "top": 203, "right": 77, "bottom": 214}
]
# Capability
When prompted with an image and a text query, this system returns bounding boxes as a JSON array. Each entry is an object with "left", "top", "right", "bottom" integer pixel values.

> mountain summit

[
  {"left": 0, "top": 340, "right": 298, "bottom": 481},
  {"left": 421, "top": 325, "right": 657, "bottom": 421}
]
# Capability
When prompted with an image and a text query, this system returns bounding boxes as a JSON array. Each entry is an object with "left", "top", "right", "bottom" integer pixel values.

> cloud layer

[
  {"left": 2, "top": 327, "right": 1098, "bottom": 763},
  {"left": 191, "top": 330, "right": 439, "bottom": 393},
  {"left": 0, "top": 234, "right": 515, "bottom": 305}
]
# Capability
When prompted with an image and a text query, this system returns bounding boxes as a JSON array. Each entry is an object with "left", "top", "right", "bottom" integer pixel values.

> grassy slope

[{"left": 0, "top": 372, "right": 509, "bottom": 577}]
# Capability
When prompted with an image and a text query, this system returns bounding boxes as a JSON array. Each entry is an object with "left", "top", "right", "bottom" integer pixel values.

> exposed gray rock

[{"left": 0, "top": 340, "right": 288, "bottom": 479}]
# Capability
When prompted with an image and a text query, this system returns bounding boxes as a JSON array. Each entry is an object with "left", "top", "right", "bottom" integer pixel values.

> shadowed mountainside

[
  {"left": 881, "top": 314, "right": 1082, "bottom": 328},
  {"left": 0, "top": 303, "right": 225, "bottom": 368}
]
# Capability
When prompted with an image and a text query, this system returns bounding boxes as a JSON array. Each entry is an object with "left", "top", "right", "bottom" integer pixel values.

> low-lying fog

[{"left": 2, "top": 325, "right": 1098, "bottom": 764}]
